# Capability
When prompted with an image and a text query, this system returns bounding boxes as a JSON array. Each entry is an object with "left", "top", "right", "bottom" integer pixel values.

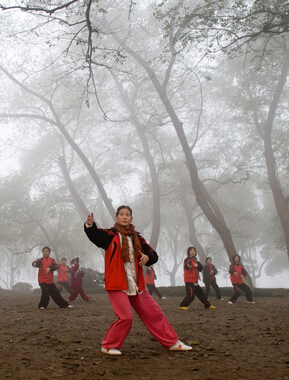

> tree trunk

[
  {"left": 109, "top": 34, "right": 238, "bottom": 260},
  {"left": 112, "top": 77, "right": 161, "bottom": 249},
  {"left": 0, "top": 64, "right": 116, "bottom": 222},
  {"left": 58, "top": 155, "right": 90, "bottom": 221},
  {"left": 262, "top": 53, "right": 289, "bottom": 261}
]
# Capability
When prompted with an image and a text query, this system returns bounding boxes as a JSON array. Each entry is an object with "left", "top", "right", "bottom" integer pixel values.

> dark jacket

[{"left": 203, "top": 264, "right": 217, "bottom": 284}]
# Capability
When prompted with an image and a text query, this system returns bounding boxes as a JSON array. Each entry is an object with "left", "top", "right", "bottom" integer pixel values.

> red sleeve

[{"left": 70, "top": 263, "right": 79, "bottom": 275}]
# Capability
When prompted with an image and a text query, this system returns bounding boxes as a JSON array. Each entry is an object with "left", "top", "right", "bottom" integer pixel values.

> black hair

[
  {"left": 206, "top": 257, "right": 212, "bottom": 263},
  {"left": 187, "top": 246, "right": 197, "bottom": 257},
  {"left": 231, "top": 254, "right": 241, "bottom": 264},
  {"left": 42, "top": 246, "right": 51, "bottom": 253},
  {"left": 116, "top": 205, "right": 132, "bottom": 216},
  {"left": 61, "top": 258, "right": 67, "bottom": 262}
]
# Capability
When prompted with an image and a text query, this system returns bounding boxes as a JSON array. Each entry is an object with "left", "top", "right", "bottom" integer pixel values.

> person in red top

[
  {"left": 68, "top": 257, "right": 92, "bottom": 302},
  {"left": 145, "top": 266, "right": 166, "bottom": 299},
  {"left": 32, "top": 247, "right": 72, "bottom": 309},
  {"left": 203, "top": 257, "right": 223, "bottom": 300},
  {"left": 84, "top": 205, "right": 192, "bottom": 356},
  {"left": 57, "top": 258, "right": 72, "bottom": 295},
  {"left": 179, "top": 247, "right": 215, "bottom": 310},
  {"left": 228, "top": 254, "right": 254, "bottom": 304}
]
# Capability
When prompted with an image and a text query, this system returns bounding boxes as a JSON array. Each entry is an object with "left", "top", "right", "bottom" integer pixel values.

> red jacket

[
  {"left": 32, "top": 257, "right": 58, "bottom": 284},
  {"left": 183, "top": 257, "right": 203, "bottom": 283},
  {"left": 229, "top": 263, "right": 248, "bottom": 285},
  {"left": 145, "top": 268, "right": 156, "bottom": 285},
  {"left": 70, "top": 262, "right": 84, "bottom": 287},
  {"left": 57, "top": 264, "right": 70, "bottom": 282},
  {"left": 84, "top": 223, "right": 158, "bottom": 291}
]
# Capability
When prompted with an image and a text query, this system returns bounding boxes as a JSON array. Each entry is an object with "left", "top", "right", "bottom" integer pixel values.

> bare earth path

[{"left": 0, "top": 291, "right": 288, "bottom": 380}]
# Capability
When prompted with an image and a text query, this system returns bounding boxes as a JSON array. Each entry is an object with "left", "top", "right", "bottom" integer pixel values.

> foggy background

[{"left": 0, "top": 0, "right": 289, "bottom": 291}]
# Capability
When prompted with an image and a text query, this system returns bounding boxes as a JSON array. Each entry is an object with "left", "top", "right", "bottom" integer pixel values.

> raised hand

[{"left": 86, "top": 212, "right": 94, "bottom": 226}]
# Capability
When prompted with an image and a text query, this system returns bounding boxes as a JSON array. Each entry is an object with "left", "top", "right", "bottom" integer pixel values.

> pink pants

[
  {"left": 68, "top": 285, "right": 89, "bottom": 301},
  {"left": 102, "top": 290, "right": 178, "bottom": 350}
]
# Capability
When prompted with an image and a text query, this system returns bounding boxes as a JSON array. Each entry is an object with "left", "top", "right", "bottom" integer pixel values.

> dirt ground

[{"left": 0, "top": 290, "right": 288, "bottom": 380}]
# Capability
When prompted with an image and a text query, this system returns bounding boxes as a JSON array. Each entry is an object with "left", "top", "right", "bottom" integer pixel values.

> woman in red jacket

[
  {"left": 179, "top": 247, "right": 215, "bottom": 310},
  {"left": 32, "top": 247, "right": 72, "bottom": 309},
  {"left": 145, "top": 266, "right": 166, "bottom": 299},
  {"left": 84, "top": 205, "right": 192, "bottom": 355},
  {"left": 57, "top": 258, "right": 72, "bottom": 295},
  {"left": 68, "top": 257, "right": 92, "bottom": 302},
  {"left": 228, "top": 254, "right": 254, "bottom": 304}
]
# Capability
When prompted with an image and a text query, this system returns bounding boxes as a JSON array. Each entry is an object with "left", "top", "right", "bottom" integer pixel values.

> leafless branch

[{"left": 0, "top": 0, "right": 79, "bottom": 15}]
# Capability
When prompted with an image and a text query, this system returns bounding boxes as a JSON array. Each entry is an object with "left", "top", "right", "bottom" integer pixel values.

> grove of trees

[{"left": 0, "top": 0, "right": 288, "bottom": 289}]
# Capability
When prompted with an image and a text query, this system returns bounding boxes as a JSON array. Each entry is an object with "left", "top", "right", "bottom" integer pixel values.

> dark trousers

[
  {"left": 146, "top": 284, "right": 163, "bottom": 299},
  {"left": 204, "top": 280, "right": 222, "bottom": 299},
  {"left": 58, "top": 281, "right": 73, "bottom": 295},
  {"left": 39, "top": 282, "right": 69, "bottom": 309},
  {"left": 180, "top": 282, "right": 211, "bottom": 308},
  {"left": 229, "top": 283, "right": 253, "bottom": 303}
]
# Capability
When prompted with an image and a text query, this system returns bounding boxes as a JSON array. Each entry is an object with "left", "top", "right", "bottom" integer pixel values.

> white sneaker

[
  {"left": 161, "top": 297, "right": 167, "bottom": 300},
  {"left": 39, "top": 307, "right": 45, "bottom": 310},
  {"left": 67, "top": 305, "right": 73, "bottom": 308},
  {"left": 101, "top": 347, "right": 122, "bottom": 355},
  {"left": 228, "top": 301, "right": 233, "bottom": 304},
  {"left": 247, "top": 301, "right": 255, "bottom": 304},
  {"left": 169, "top": 340, "right": 192, "bottom": 351}
]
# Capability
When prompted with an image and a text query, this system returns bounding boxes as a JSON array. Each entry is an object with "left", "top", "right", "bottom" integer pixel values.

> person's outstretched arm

[{"left": 84, "top": 212, "right": 115, "bottom": 250}]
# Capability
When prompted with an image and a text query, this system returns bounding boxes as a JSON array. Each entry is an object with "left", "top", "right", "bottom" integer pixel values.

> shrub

[{"left": 12, "top": 282, "right": 34, "bottom": 293}]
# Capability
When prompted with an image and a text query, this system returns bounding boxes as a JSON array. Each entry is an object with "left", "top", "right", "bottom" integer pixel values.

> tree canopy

[{"left": 0, "top": 0, "right": 288, "bottom": 289}]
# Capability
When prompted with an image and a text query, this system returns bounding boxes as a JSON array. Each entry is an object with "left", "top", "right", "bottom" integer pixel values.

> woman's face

[
  {"left": 234, "top": 256, "right": 240, "bottom": 264},
  {"left": 189, "top": 248, "right": 196, "bottom": 257},
  {"left": 42, "top": 248, "right": 50, "bottom": 258},
  {"left": 115, "top": 208, "right": 133, "bottom": 227},
  {"left": 206, "top": 258, "right": 212, "bottom": 265}
]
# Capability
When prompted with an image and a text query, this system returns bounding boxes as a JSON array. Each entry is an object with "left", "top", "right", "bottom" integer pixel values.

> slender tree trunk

[
  {"left": 108, "top": 31, "right": 238, "bottom": 260},
  {"left": 262, "top": 53, "right": 289, "bottom": 261},
  {"left": 0, "top": 64, "right": 115, "bottom": 222},
  {"left": 180, "top": 190, "right": 206, "bottom": 263},
  {"left": 58, "top": 155, "right": 90, "bottom": 221},
  {"left": 112, "top": 77, "right": 161, "bottom": 249}
]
